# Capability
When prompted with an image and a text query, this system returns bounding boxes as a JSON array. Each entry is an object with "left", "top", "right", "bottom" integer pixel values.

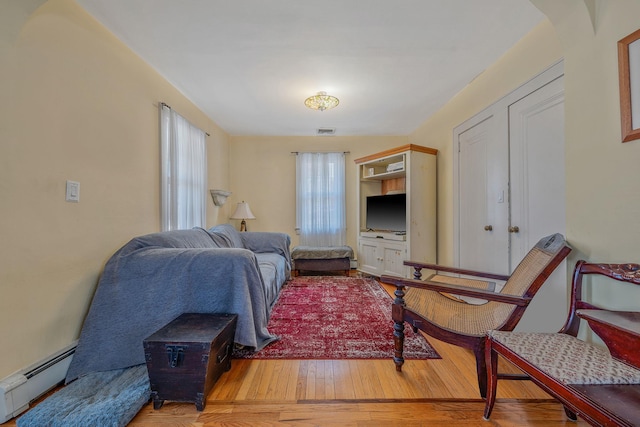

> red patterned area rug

[{"left": 234, "top": 276, "right": 440, "bottom": 360}]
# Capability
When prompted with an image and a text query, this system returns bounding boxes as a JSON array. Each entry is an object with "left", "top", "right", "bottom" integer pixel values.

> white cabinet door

[
  {"left": 358, "top": 238, "right": 407, "bottom": 277},
  {"left": 381, "top": 243, "right": 407, "bottom": 277},
  {"left": 358, "top": 239, "right": 380, "bottom": 275}
]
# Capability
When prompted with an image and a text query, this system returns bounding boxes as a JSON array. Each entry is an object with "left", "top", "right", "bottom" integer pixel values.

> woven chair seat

[
  {"left": 404, "top": 244, "right": 559, "bottom": 336},
  {"left": 404, "top": 289, "right": 514, "bottom": 336}
]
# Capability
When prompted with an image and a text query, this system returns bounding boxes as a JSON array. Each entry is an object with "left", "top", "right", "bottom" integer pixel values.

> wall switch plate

[{"left": 66, "top": 181, "right": 80, "bottom": 202}]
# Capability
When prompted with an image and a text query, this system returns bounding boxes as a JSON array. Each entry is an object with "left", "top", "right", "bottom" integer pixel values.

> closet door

[
  {"left": 457, "top": 111, "right": 509, "bottom": 275},
  {"left": 508, "top": 76, "right": 565, "bottom": 264},
  {"left": 454, "top": 62, "right": 565, "bottom": 330},
  {"left": 509, "top": 75, "right": 566, "bottom": 332}
]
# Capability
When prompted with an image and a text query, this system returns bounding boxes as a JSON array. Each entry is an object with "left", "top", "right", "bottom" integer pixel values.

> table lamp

[{"left": 230, "top": 201, "right": 256, "bottom": 231}]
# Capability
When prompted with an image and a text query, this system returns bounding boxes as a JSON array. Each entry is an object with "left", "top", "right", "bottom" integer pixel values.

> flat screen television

[{"left": 365, "top": 193, "right": 406, "bottom": 232}]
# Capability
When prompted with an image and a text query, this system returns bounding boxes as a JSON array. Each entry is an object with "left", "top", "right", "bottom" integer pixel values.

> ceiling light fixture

[{"left": 304, "top": 91, "right": 339, "bottom": 111}]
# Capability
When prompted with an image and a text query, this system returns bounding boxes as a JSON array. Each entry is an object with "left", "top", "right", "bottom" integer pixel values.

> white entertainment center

[{"left": 355, "top": 144, "right": 437, "bottom": 278}]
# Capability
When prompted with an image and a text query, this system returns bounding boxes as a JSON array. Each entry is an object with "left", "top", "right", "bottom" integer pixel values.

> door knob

[
  {"left": 484, "top": 225, "right": 493, "bottom": 231},
  {"left": 509, "top": 226, "right": 520, "bottom": 233}
]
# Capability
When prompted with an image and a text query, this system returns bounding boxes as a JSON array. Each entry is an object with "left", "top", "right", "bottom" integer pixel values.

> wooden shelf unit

[{"left": 354, "top": 144, "right": 437, "bottom": 277}]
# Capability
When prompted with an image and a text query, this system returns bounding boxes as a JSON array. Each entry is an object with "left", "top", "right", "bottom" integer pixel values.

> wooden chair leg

[
  {"left": 393, "top": 320, "right": 405, "bottom": 372},
  {"left": 474, "top": 340, "right": 488, "bottom": 399},
  {"left": 563, "top": 406, "right": 578, "bottom": 421},
  {"left": 483, "top": 337, "right": 499, "bottom": 420},
  {"left": 392, "top": 287, "right": 407, "bottom": 372}
]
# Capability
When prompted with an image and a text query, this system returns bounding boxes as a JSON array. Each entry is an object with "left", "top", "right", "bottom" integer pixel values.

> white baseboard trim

[{"left": 0, "top": 341, "right": 77, "bottom": 423}]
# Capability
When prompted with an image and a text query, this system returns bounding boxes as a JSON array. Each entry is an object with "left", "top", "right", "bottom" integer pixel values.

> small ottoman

[
  {"left": 143, "top": 313, "right": 237, "bottom": 411},
  {"left": 291, "top": 245, "right": 354, "bottom": 276}
]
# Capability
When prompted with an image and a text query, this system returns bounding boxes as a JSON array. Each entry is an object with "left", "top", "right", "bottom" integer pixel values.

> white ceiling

[{"left": 76, "top": 0, "right": 545, "bottom": 136}]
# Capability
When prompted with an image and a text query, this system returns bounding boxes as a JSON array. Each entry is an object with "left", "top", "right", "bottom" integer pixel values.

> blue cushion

[
  {"left": 119, "top": 229, "right": 218, "bottom": 257},
  {"left": 207, "top": 223, "right": 245, "bottom": 248}
]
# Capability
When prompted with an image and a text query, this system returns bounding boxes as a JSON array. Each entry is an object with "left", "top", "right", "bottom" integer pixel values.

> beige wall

[
  {"left": 409, "top": 18, "right": 564, "bottom": 265},
  {"left": 536, "top": 0, "right": 640, "bottom": 308},
  {"left": 0, "top": 0, "right": 229, "bottom": 379},
  {"left": 228, "top": 136, "right": 410, "bottom": 250},
  {"left": 409, "top": 0, "right": 640, "bottom": 311}
]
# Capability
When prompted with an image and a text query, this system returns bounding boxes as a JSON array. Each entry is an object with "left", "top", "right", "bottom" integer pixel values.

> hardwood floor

[
  {"left": 8, "top": 277, "right": 590, "bottom": 426},
  {"left": 125, "top": 280, "right": 587, "bottom": 426},
  {"left": 126, "top": 337, "right": 588, "bottom": 426}
]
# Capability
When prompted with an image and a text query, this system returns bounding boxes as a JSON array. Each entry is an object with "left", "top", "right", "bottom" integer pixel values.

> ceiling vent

[{"left": 316, "top": 128, "right": 336, "bottom": 136}]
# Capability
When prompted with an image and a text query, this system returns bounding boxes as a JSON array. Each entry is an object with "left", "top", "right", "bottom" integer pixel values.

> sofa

[{"left": 65, "top": 224, "right": 291, "bottom": 383}]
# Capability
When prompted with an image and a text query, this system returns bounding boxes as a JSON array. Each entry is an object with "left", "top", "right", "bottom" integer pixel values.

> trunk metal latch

[{"left": 166, "top": 345, "right": 187, "bottom": 368}]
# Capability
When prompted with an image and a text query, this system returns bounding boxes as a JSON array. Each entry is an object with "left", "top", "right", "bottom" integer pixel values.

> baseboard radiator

[{"left": 0, "top": 341, "right": 77, "bottom": 423}]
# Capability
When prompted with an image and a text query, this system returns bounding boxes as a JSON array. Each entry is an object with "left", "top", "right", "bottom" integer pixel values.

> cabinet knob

[
  {"left": 484, "top": 225, "right": 493, "bottom": 231},
  {"left": 508, "top": 226, "right": 520, "bottom": 233}
]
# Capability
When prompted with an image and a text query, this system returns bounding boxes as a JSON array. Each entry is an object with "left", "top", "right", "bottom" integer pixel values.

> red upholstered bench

[{"left": 484, "top": 261, "right": 640, "bottom": 426}]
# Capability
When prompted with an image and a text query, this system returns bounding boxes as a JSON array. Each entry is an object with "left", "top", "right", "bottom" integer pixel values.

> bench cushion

[
  {"left": 489, "top": 331, "right": 640, "bottom": 385},
  {"left": 291, "top": 246, "right": 354, "bottom": 260}
]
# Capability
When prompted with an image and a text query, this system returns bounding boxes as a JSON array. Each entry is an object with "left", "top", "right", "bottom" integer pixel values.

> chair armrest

[
  {"left": 381, "top": 275, "right": 531, "bottom": 307},
  {"left": 403, "top": 261, "right": 511, "bottom": 282},
  {"left": 561, "top": 261, "right": 640, "bottom": 336}
]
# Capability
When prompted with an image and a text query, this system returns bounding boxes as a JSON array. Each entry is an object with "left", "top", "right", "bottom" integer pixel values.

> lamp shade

[
  {"left": 230, "top": 201, "right": 256, "bottom": 220},
  {"left": 230, "top": 201, "right": 255, "bottom": 232}
]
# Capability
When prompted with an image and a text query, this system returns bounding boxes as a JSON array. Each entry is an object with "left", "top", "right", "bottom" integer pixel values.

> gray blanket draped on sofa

[{"left": 65, "top": 224, "right": 291, "bottom": 383}]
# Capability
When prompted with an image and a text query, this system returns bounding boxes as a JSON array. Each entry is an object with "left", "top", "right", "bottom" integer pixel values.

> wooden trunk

[{"left": 143, "top": 313, "right": 237, "bottom": 411}]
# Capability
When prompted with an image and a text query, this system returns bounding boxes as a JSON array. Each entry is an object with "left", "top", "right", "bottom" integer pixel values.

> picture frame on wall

[{"left": 618, "top": 28, "right": 640, "bottom": 142}]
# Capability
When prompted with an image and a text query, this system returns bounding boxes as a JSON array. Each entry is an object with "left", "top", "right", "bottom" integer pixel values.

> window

[
  {"left": 296, "top": 152, "right": 346, "bottom": 246},
  {"left": 160, "top": 104, "right": 207, "bottom": 231}
]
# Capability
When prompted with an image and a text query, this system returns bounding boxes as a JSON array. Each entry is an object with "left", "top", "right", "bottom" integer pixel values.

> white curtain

[
  {"left": 296, "top": 152, "right": 346, "bottom": 246},
  {"left": 160, "top": 104, "right": 207, "bottom": 231}
]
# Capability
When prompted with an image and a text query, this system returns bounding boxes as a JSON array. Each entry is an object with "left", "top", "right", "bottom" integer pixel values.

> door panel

[
  {"left": 509, "top": 75, "right": 566, "bottom": 332},
  {"left": 458, "top": 113, "right": 509, "bottom": 275},
  {"left": 358, "top": 240, "right": 379, "bottom": 274},
  {"left": 509, "top": 76, "right": 565, "bottom": 260},
  {"left": 381, "top": 242, "right": 407, "bottom": 277}
]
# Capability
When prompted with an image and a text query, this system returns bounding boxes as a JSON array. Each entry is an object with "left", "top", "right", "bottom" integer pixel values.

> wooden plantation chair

[{"left": 380, "top": 233, "right": 571, "bottom": 398}]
